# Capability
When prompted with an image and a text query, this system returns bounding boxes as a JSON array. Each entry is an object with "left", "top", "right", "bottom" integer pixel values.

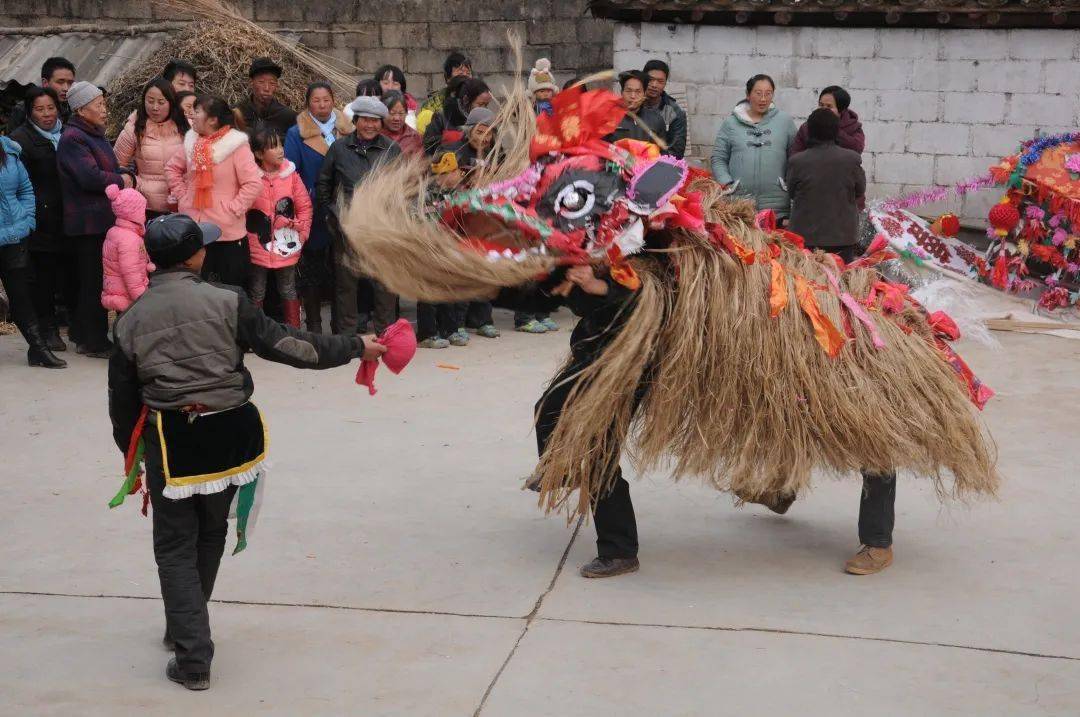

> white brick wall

[{"left": 616, "top": 22, "right": 1080, "bottom": 224}]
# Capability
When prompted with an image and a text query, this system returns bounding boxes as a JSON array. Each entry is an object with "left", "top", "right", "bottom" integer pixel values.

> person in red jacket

[
  {"left": 244, "top": 127, "right": 312, "bottom": 328},
  {"left": 789, "top": 85, "right": 865, "bottom": 157}
]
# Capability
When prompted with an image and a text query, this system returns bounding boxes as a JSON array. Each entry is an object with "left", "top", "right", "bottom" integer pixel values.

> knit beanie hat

[
  {"left": 527, "top": 58, "right": 559, "bottom": 97},
  {"left": 105, "top": 184, "right": 147, "bottom": 225},
  {"left": 463, "top": 106, "right": 496, "bottom": 128},
  {"left": 67, "top": 81, "right": 103, "bottom": 112}
]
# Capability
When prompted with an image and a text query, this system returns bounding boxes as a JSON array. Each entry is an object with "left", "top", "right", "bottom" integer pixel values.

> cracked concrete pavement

[{"left": 1, "top": 306, "right": 1078, "bottom": 716}]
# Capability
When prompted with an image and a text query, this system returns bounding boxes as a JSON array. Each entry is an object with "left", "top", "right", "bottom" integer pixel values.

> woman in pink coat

[
  {"left": 114, "top": 77, "right": 186, "bottom": 217},
  {"left": 165, "top": 95, "right": 262, "bottom": 287},
  {"left": 245, "top": 127, "right": 312, "bottom": 328},
  {"left": 101, "top": 184, "right": 154, "bottom": 312}
]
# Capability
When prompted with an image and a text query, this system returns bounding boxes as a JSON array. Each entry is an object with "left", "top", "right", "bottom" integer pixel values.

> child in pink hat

[{"left": 102, "top": 184, "right": 155, "bottom": 312}]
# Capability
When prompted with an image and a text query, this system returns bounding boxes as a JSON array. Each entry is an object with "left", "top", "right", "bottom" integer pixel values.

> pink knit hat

[{"left": 106, "top": 184, "right": 147, "bottom": 225}]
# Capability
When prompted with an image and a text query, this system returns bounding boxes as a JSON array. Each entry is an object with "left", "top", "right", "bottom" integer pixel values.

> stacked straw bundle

[{"left": 107, "top": 0, "right": 360, "bottom": 136}]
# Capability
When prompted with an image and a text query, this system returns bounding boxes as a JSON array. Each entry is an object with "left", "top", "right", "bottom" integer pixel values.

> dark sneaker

[
  {"left": 166, "top": 657, "right": 210, "bottom": 691},
  {"left": 579, "top": 556, "right": 640, "bottom": 578}
]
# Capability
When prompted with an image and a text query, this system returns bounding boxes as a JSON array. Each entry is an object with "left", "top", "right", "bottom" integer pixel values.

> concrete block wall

[
  {"left": 1, "top": 0, "right": 613, "bottom": 100},
  {"left": 615, "top": 23, "right": 1080, "bottom": 224}
]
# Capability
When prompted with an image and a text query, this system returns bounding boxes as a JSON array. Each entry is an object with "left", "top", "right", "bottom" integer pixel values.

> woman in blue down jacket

[{"left": 0, "top": 134, "right": 66, "bottom": 368}]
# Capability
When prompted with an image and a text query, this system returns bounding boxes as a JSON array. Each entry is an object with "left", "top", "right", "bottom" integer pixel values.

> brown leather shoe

[
  {"left": 844, "top": 545, "right": 894, "bottom": 575},
  {"left": 579, "top": 556, "right": 640, "bottom": 578}
]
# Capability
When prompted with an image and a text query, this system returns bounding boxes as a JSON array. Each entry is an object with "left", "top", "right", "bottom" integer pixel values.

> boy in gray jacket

[{"left": 108, "top": 214, "right": 384, "bottom": 690}]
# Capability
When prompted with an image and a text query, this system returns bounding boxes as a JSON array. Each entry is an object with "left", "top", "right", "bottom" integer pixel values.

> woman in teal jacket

[
  {"left": 710, "top": 74, "right": 797, "bottom": 219},
  {"left": 0, "top": 135, "right": 66, "bottom": 368}
]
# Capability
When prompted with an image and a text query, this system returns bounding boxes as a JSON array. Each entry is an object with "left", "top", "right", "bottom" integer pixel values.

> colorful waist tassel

[
  {"left": 109, "top": 405, "right": 149, "bottom": 509},
  {"left": 232, "top": 480, "right": 259, "bottom": 555}
]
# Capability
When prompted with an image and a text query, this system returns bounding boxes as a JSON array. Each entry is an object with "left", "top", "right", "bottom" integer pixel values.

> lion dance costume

[{"left": 340, "top": 82, "right": 999, "bottom": 519}]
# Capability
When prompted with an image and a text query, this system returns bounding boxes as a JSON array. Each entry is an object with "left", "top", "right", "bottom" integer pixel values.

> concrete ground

[{"left": 1, "top": 305, "right": 1078, "bottom": 716}]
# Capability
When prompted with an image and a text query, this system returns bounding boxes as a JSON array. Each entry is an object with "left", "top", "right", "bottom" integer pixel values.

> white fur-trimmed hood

[
  {"left": 264, "top": 159, "right": 296, "bottom": 179},
  {"left": 183, "top": 128, "right": 250, "bottom": 164}
]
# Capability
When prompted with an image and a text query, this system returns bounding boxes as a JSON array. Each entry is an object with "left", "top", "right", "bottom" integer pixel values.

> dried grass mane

[{"left": 341, "top": 38, "right": 1000, "bottom": 518}]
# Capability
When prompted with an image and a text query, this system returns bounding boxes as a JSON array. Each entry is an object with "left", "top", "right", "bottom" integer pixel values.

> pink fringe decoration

[{"left": 879, "top": 174, "right": 996, "bottom": 212}]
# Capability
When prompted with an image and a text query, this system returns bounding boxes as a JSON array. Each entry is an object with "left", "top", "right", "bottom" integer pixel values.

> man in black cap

[
  {"left": 236, "top": 57, "right": 298, "bottom": 138},
  {"left": 108, "top": 214, "right": 384, "bottom": 690}
]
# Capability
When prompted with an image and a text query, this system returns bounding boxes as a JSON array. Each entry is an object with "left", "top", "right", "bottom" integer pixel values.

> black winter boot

[
  {"left": 24, "top": 324, "right": 66, "bottom": 369},
  {"left": 44, "top": 326, "right": 67, "bottom": 352}
]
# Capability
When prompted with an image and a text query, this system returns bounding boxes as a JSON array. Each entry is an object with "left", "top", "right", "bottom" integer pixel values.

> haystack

[{"left": 106, "top": 0, "right": 359, "bottom": 136}]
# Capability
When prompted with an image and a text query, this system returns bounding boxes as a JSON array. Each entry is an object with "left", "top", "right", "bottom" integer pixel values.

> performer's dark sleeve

[
  {"left": 492, "top": 272, "right": 568, "bottom": 315},
  {"left": 107, "top": 347, "right": 143, "bottom": 454},
  {"left": 564, "top": 276, "right": 636, "bottom": 319},
  {"left": 235, "top": 292, "right": 365, "bottom": 369}
]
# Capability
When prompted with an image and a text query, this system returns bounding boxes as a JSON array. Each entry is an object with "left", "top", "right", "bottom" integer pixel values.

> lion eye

[{"left": 554, "top": 181, "right": 595, "bottom": 219}]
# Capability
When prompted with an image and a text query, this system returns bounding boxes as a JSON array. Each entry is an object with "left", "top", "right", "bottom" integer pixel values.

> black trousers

[
  {"left": 858, "top": 472, "right": 896, "bottom": 548},
  {"left": 416, "top": 302, "right": 462, "bottom": 341},
  {"left": 535, "top": 357, "right": 641, "bottom": 559},
  {"left": 144, "top": 414, "right": 237, "bottom": 674},
  {"left": 463, "top": 301, "right": 493, "bottom": 329},
  {"left": 330, "top": 224, "right": 397, "bottom": 336},
  {"left": 29, "top": 249, "right": 75, "bottom": 332},
  {"left": 0, "top": 243, "right": 39, "bottom": 343},
  {"left": 72, "top": 234, "right": 109, "bottom": 351},
  {"left": 201, "top": 240, "right": 251, "bottom": 290}
]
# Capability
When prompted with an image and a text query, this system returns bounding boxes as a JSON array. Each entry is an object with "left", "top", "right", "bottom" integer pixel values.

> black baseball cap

[
  {"left": 145, "top": 214, "right": 221, "bottom": 268},
  {"left": 249, "top": 57, "right": 283, "bottom": 79}
]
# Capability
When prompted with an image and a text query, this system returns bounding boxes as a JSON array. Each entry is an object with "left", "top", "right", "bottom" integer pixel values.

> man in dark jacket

[
  {"left": 643, "top": 59, "right": 688, "bottom": 159},
  {"left": 605, "top": 71, "right": 666, "bottom": 146},
  {"left": 316, "top": 96, "right": 402, "bottom": 336},
  {"left": 786, "top": 108, "right": 866, "bottom": 262},
  {"left": 236, "top": 57, "right": 298, "bottom": 138},
  {"left": 6, "top": 56, "right": 75, "bottom": 131},
  {"left": 506, "top": 265, "right": 645, "bottom": 578},
  {"left": 109, "top": 214, "right": 384, "bottom": 690}
]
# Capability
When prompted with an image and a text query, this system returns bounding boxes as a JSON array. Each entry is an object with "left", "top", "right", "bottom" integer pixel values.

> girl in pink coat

[
  {"left": 101, "top": 184, "right": 154, "bottom": 312},
  {"left": 164, "top": 96, "right": 262, "bottom": 288},
  {"left": 246, "top": 127, "right": 312, "bottom": 328}
]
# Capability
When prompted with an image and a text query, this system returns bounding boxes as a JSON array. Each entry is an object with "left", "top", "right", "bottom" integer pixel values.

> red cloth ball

[{"left": 988, "top": 202, "right": 1020, "bottom": 234}]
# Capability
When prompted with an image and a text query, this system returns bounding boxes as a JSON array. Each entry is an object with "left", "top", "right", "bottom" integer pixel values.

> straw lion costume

[{"left": 340, "top": 84, "right": 999, "bottom": 520}]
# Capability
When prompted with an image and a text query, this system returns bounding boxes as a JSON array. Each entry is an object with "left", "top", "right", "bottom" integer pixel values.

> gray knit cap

[
  {"left": 463, "top": 106, "right": 496, "bottom": 128},
  {"left": 66, "top": 81, "right": 103, "bottom": 112}
]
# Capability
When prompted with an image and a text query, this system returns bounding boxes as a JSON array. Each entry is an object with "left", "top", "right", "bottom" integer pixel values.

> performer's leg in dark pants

[
  {"left": 145, "top": 416, "right": 236, "bottom": 675},
  {"left": 858, "top": 471, "right": 896, "bottom": 548},
  {"left": 534, "top": 361, "right": 639, "bottom": 560}
]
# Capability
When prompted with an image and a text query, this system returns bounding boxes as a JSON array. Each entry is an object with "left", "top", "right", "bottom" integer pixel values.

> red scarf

[{"left": 192, "top": 126, "right": 231, "bottom": 210}]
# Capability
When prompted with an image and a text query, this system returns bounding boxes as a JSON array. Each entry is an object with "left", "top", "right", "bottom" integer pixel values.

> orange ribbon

[
  {"left": 769, "top": 260, "right": 788, "bottom": 318},
  {"left": 610, "top": 262, "right": 641, "bottom": 291},
  {"left": 795, "top": 275, "right": 845, "bottom": 358}
]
